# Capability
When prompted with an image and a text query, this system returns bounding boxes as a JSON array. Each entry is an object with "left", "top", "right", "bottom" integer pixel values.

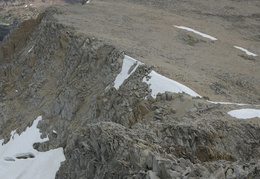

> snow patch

[
  {"left": 174, "top": 25, "right": 217, "bottom": 40},
  {"left": 234, "top": 46, "right": 257, "bottom": 56},
  {"left": 228, "top": 109, "right": 260, "bottom": 119},
  {"left": 143, "top": 70, "right": 201, "bottom": 98},
  {"left": 52, "top": 130, "right": 57, "bottom": 134},
  {"left": 207, "top": 101, "right": 250, "bottom": 106},
  {"left": 114, "top": 55, "right": 143, "bottom": 90},
  {"left": 28, "top": 45, "right": 34, "bottom": 53},
  {"left": 0, "top": 116, "right": 65, "bottom": 179}
]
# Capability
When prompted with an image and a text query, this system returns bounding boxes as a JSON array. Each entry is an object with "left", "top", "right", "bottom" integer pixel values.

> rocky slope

[
  {"left": 0, "top": 0, "right": 73, "bottom": 41},
  {"left": 0, "top": 0, "right": 260, "bottom": 178}
]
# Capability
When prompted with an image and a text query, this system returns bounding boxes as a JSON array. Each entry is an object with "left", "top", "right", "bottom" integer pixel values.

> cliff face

[{"left": 0, "top": 3, "right": 260, "bottom": 179}]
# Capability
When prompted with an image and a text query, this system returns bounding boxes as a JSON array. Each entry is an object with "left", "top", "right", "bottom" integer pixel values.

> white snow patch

[
  {"left": 234, "top": 46, "right": 257, "bottom": 56},
  {"left": 52, "top": 130, "right": 57, "bottom": 134},
  {"left": 87, "top": 0, "right": 90, "bottom": 3},
  {"left": 114, "top": 55, "right": 143, "bottom": 90},
  {"left": 228, "top": 109, "right": 260, "bottom": 119},
  {"left": 208, "top": 101, "right": 249, "bottom": 106},
  {"left": 143, "top": 70, "right": 201, "bottom": 98},
  {"left": 28, "top": 45, "right": 34, "bottom": 53},
  {"left": 24, "top": 5, "right": 28, "bottom": 7},
  {"left": 208, "top": 101, "right": 260, "bottom": 107},
  {"left": 30, "top": 4, "right": 33, "bottom": 6},
  {"left": 0, "top": 116, "right": 65, "bottom": 179},
  {"left": 174, "top": 25, "right": 217, "bottom": 40}
]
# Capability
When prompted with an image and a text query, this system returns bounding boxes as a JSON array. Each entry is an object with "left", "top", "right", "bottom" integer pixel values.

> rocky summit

[{"left": 0, "top": 0, "right": 260, "bottom": 178}]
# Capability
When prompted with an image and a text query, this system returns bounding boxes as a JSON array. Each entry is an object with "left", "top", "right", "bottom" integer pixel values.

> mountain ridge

[{"left": 0, "top": 1, "right": 260, "bottom": 178}]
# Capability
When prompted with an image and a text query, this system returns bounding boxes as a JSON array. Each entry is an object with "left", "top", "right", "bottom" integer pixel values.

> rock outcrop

[
  {"left": 0, "top": 13, "right": 42, "bottom": 64},
  {"left": 0, "top": 4, "right": 259, "bottom": 179}
]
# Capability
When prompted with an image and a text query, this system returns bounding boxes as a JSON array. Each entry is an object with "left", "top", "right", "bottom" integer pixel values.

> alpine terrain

[{"left": 0, "top": 0, "right": 260, "bottom": 178}]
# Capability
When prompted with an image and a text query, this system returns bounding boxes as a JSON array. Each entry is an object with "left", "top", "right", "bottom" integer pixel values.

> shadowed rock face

[
  {"left": 0, "top": 14, "right": 42, "bottom": 64},
  {"left": 0, "top": 25, "right": 10, "bottom": 41},
  {"left": 0, "top": 3, "right": 260, "bottom": 179}
]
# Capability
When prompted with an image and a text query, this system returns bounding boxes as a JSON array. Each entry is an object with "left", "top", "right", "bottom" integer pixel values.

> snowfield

[
  {"left": 143, "top": 70, "right": 201, "bottom": 98},
  {"left": 0, "top": 116, "right": 65, "bottom": 179},
  {"left": 228, "top": 109, "right": 260, "bottom": 119}
]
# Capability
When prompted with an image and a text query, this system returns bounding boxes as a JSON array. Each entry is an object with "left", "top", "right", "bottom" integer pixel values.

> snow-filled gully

[{"left": 114, "top": 55, "right": 143, "bottom": 90}]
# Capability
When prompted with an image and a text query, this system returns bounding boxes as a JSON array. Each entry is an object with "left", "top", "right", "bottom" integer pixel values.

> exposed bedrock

[{"left": 0, "top": 6, "right": 259, "bottom": 179}]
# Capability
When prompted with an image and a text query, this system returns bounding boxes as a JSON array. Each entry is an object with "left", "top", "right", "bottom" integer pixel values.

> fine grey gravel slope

[{"left": 53, "top": 0, "right": 260, "bottom": 104}]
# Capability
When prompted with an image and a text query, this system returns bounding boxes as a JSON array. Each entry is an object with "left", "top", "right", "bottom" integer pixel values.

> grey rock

[
  {"left": 226, "top": 168, "right": 236, "bottom": 179},
  {"left": 146, "top": 171, "right": 160, "bottom": 179},
  {"left": 161, "top": 93, "right": 166, "bottom": 101},
  {"left": 165, "top": 92, "right": 173, "bottom": 101}
]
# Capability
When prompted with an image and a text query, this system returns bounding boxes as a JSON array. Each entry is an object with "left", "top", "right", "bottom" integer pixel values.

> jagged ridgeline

[{"left": 0, "top": 6, "right": 260, "bottom": 179}]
